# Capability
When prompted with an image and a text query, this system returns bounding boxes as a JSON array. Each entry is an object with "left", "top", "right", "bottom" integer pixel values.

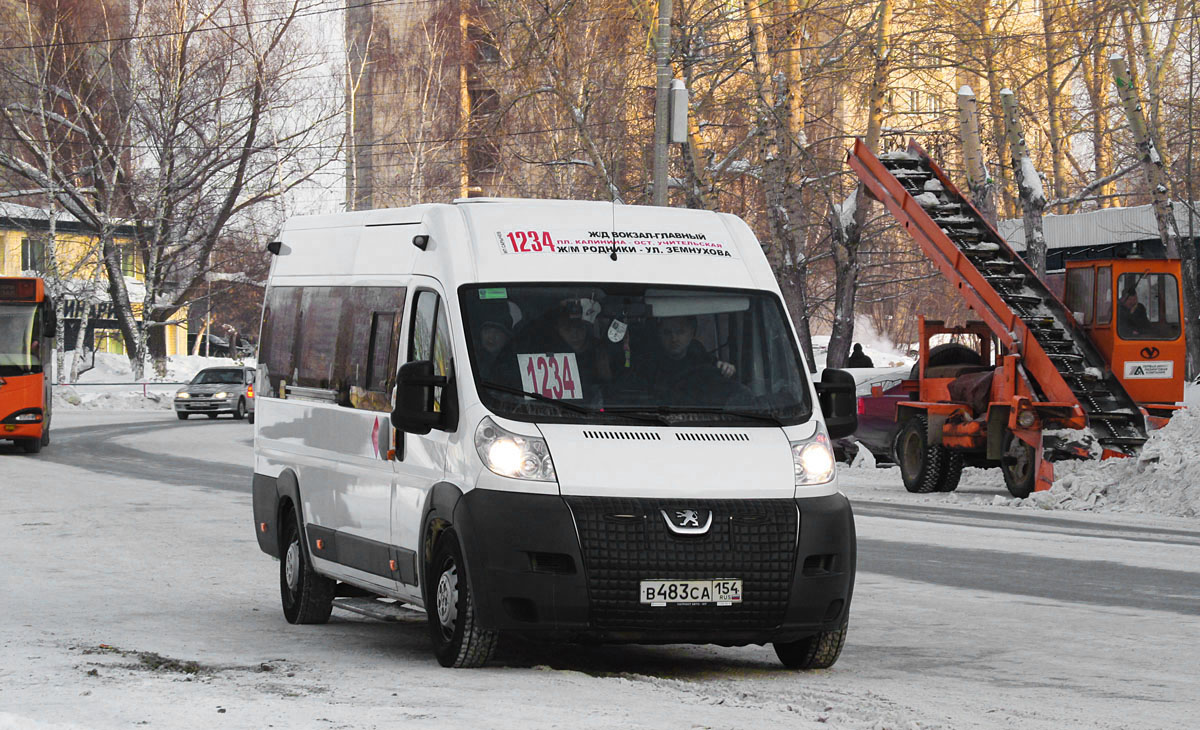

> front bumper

[
  {"left": 175, "top": 397, "right": 239, "bottom": 413},
  {"left": 456, "top": 489, "right": 855, "bottom": 645}
]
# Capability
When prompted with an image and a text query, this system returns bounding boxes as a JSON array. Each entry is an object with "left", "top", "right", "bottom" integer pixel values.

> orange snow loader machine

[
  {"left": 0, "top": 276, "right": 55, "bottom": 454},
  {"left": 848, "top": 140, "right": 1185, "bottom": 497}
]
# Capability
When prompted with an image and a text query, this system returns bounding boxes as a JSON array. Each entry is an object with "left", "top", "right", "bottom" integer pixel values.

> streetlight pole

[{"left": 652, "top": 0, "right": 673, "bottom": 206}]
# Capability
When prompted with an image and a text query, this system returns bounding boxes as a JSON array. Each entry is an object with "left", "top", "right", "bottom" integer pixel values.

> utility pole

[{"left": 652, "top": 0, "right": 673, "bottom": 206}]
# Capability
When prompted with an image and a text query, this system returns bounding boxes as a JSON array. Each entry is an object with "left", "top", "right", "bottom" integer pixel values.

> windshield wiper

[
  {"left": 604, "top": 405, "right": 787, "bottom": 426},
  {"left": 476, "top": 380, "right": 664, "bottom": 424}
]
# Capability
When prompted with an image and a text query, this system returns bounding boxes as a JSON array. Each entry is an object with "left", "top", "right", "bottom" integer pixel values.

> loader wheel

[
  {"left": 935, "top": 451, "right": 964, "bottom": 492},
  {"left": 897, "top": 415, "right": 945, "bottom": 493},
  {"left": 1001, "top": 433, "right": 1037, "bottom": 499}
]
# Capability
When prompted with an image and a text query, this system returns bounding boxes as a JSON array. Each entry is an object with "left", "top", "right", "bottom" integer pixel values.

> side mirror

[
  {"left": 391, "top": 360, "right": 446, "bottom": 435},
  {"left": 816, "top": 368, "right": 857, "bottom": 440}
]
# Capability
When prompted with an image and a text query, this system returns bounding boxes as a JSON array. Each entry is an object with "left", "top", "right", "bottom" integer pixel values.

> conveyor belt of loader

[{"left": 847, "top": 139, "right": 1147, "bottom": 454}]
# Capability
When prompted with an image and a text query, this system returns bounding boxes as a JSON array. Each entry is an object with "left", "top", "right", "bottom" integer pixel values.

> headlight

[
  {"left": 213, "top": 392, "right": 228, "bottom": 399},
  {"left": 176, "top": 392, "right": 190, "bottom": 399},
  {"left": 14, "top": 412, "right": 41, "bottom": 422},
  {"left": 1016, "top": 409, "right": 1036, "bottom": 428},
  {"left": 792, "top": 426, "right": 835, "bottom": 486},
  {"left": 474, "top": 416, "right": 556, "bottom": 482}
]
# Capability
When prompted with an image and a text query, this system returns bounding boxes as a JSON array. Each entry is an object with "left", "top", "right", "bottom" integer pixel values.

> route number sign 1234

[{"left": 517, "top": 353, "right": 582, "bottom": 400}]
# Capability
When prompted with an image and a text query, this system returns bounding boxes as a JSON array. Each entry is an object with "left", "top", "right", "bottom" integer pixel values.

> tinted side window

[
  {"left": 1065, "top": 268, "right": 1093, "bottom": 325},
  {"left": 409, "top": 290, "right": 453, "bottom": 411},
  {"left": 259, "top": 287, "right": 301, "bottom": 396},
  {"left": 1095, "top": 266, "right": 1112, "bottom": 325},
  {"left": 259, "top": 285, "right": 405, "bottom": 409}
]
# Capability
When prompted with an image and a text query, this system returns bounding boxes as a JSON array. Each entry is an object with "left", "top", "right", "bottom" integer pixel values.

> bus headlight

[
  {"left": 475, "top": 416, "right": 556, "bottom": 482},
  {"left": 14, "top": 412, "right": 41, "bottom": 422},
  {"left": 792, "top": 427, "right": 835, "bottom": 486}
]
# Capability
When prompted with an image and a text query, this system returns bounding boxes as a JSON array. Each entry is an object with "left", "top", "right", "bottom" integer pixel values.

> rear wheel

[
  {"left": 774, "top": 622, "right": 848, "bottom": 669},
  {"left": 248, "top": 411, "right": 255, "bottom": 425},
  {"left": 897, "top": 415, "right": 944, "bottom": 493},
  {"left": 280, "top": 510, "right": 335, "bottom": 624},
  {"left": 935, "top": 451, "right": 964, "bottom": 492},
  {"left": 233, "top": 399, "right": 246, "bottom": 420},
  {"left": 426, "top": 530, "right": 498, "bottom": 668},
  {"left": 207, "top": 413, "right": 218, "bottom": 419},
  {"left": 1001, "top": 433, "right": 1037, "bottom": 498}
]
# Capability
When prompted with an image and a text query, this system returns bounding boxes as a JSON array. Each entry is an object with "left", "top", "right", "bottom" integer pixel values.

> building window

[{"left": 21, "top": 237, "right": 45, "bottom": 273}]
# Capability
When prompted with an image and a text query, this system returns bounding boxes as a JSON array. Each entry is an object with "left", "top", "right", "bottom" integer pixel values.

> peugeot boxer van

[{"left": 252, "top": 199, "right": 857, "bottom": 668}]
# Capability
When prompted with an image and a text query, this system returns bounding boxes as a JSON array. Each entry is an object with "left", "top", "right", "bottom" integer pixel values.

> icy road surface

[{"left": 1, "top": 411, "right": 1198, "bottom": 729}]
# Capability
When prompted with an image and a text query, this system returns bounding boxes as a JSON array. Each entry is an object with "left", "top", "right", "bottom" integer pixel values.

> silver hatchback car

[{"left": 175, "top": 367, "right": 256, "bottom": 422}]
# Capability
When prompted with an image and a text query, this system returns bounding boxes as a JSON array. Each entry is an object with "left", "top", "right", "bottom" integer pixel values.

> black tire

[
  {"left": 935, "top": 451, "right": 964, "bottom": 492},
  {"left": 233, "top": 399, "right": 246, "bottom": 420},
  {"left": 426, "top": 530, "right": 498, "bottom": 668},
  {"left": 1001, "top": 433, "right": 1037, "bottom": 498},
  {"left": 20, "top": 437, "right": 42, "bottom": 454},
  {"left": 280, "top": 510, "right": 335, "bottom": 624},
  {"left": 40, "top": 429, "right": 50, "bottom": 447},
  {"left": 896, "top": 415, "right": 945, "bottom": 493},
  {"left": 207, "top": 413, "right": 218, "bottom": 419},
  {"left": 774, "top": 622, "right": 848, "bottom": 669},
  {"left": 248, "top": 411, "right": 255, "bottom": 425},
  {"left": 176, "top": 412, "right": 189, "bottom": 420}
]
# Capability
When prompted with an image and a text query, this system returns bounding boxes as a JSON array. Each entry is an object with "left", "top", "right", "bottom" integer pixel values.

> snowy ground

[{"left": 1, "top": 411, "right": 1197, "bottom": 729}]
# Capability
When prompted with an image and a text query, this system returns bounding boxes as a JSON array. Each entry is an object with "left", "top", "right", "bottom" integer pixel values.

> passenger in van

[
  {"left": 473, "top": 300, "right": 522, "bottom": 389},
  {"left": 645, "top": 315, "right": 737, "bottom": 403},
  {"left": 528, "top": 299, "right": 624, "bottom": 399}
]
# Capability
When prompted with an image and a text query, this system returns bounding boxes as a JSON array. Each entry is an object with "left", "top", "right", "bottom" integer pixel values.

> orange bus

[{"left": 1, "top": 277, "right": 55, "bottom": 453}]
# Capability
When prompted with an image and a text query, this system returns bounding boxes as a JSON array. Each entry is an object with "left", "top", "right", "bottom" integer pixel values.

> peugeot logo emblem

[
  {"left": 1140, "top": 346, "right": 1160, "bottom": 359},
  {"left": 661, "top": 508, "right": 713, "bottom": 535}
]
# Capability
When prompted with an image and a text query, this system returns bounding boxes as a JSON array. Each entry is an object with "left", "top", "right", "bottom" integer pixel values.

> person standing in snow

[{"left": 847, "top": 343, "right": 874, "bottom": 368}]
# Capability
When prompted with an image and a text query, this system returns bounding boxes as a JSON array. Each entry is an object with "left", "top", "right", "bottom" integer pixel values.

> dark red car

[{"left": 835, "top": 367, "right": 912, "bottom": 464}]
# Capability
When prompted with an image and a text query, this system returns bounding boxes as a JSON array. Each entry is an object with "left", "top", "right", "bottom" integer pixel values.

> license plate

[{"left": 639, "top": 579, "right": 742, "bottom": 606}]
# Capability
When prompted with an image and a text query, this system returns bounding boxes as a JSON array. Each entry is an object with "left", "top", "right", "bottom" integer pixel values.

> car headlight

[
  {"left": 792, "top": 426, "right": 835, "bottom": 486},
  {"left": 213, "top": 392, "right": 228, "bottom": 399},
  {"left": 176, "top": 392, "right": 190, "bottom": 399},
  {"left": 474, "top": 416, "right": 556, "bottom": 482}
]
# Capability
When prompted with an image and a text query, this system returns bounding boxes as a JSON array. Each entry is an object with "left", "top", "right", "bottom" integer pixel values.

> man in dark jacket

[
  {"left": 847, "top": 343, "right": 875, "bottom": 368},
  {"left": 645, "top": 316, "right": 736, "bottom": 404}
]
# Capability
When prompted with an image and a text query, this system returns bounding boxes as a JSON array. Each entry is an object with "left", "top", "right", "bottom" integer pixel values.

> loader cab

[{"left": 1063, "top": 259, "right": 1184, "bottom": 408}]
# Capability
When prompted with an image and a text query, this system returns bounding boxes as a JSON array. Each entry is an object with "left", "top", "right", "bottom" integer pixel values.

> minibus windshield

[
  {"left": 460, "top": 284, "right": 812, "bottom": 426},
  {"left": 0, "top": 304, "right": 40, "bottom": 376}
]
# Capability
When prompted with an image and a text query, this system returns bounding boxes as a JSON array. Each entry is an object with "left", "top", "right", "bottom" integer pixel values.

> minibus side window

[
  {"left": 259, "top": 286, "right": 301, "bottom": 397},
  {"left": 409, "top": 291, "right": 453, "bottom": 412}
]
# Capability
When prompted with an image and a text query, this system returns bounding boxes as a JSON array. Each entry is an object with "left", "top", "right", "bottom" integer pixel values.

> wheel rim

[
  {"left": 1005, "top": 438, "right": 1033, "bottom": 485},
  {"left": 285, "top": 539, "right": 301, "bottom": 592},
  {"left": 435, "top": 561, "right": 459, "bottom": 639},
  {"left": 901, "top": 430, "right": 922, "bottom": 476}
]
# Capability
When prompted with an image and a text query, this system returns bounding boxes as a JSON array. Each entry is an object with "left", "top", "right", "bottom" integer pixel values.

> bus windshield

[
  {"left": 460, "top": 284, "right": 812, "bottom": 426},
  {"left": 0, "top": 304, "right": 41, "bottom": 376}
]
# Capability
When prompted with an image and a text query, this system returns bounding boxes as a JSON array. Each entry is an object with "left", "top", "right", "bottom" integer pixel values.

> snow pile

[
  {"left": 809, "top": 317, "right": 914, "bottom": 371},
  {"left": 53, "top": 385, "right": 174, "bottom": 411},
  {"left": 71, "top": 352, "right": 254, "bottom": 384},
  {"left": 1004, "top": 406, "right": 1200, "bottom": 518}
]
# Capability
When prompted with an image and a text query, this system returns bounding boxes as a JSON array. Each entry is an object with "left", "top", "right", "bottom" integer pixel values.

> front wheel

[
  {"left": 426, "top": 530, "right": 498, "bottom": 668},
  {"left": 207, "top": 413, "right": 218, "bottom": 420},
  {"left": 896, "top": 416, "right": 944, "bottom": 493},
  {"left": 233, "top": 399, "right": 246, "bottom": 420},
  {"left": 176, "top": 412, "right": 189, "bottom": 420},
  {"left": 774, "top": 622, "right": 848, "bottom": 669},
  {"left": 1001, "top": 433, "right": 1037, "bottom": 498},
  {"left": 280, "top": 511, "right": 335, "bottom": 624},
  {"left": 20, "top": 437, "right": 42, "bottom": 454}
]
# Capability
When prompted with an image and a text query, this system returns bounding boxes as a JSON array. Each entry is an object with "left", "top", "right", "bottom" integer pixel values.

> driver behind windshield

[
  {"left": 545, "top": 298, "right": 618, "bottom": 392},
  {"left": 643, "top": 315, "right": 737, "bottom": 404}
]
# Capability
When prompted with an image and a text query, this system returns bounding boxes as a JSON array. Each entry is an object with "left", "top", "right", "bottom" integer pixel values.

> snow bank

[
  {"left": 809, "top": 316, "right": 914, "bottom": 371},
  {"left": 0, "top": 713, "right": 91, "bottom": 730},
  {"left": 53, "top": 353, "right": 254, "bottom": 411},
  {"left": 1000, "top": 405, "right": 1200, "bottom": 518}
]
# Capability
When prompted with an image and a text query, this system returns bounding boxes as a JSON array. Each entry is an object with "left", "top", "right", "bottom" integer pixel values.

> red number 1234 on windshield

[{"left": 517, "top": 353, "right": 582, "bottom": 400}]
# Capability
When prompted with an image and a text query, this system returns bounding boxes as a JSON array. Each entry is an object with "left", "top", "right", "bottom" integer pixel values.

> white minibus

[{"left": 252, "top": 199, "right": 858, "bottom": 668}]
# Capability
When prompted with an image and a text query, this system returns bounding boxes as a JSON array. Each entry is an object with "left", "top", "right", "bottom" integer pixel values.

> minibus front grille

[
  {"left": 565, "top": 497, "right": 798, "bottom": 631},
  {"left": 674, "top": 432, "right": 751, "bottom": 442},
  {"left": 581, "top": 430, "right": 662, "bottom": 441}
]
